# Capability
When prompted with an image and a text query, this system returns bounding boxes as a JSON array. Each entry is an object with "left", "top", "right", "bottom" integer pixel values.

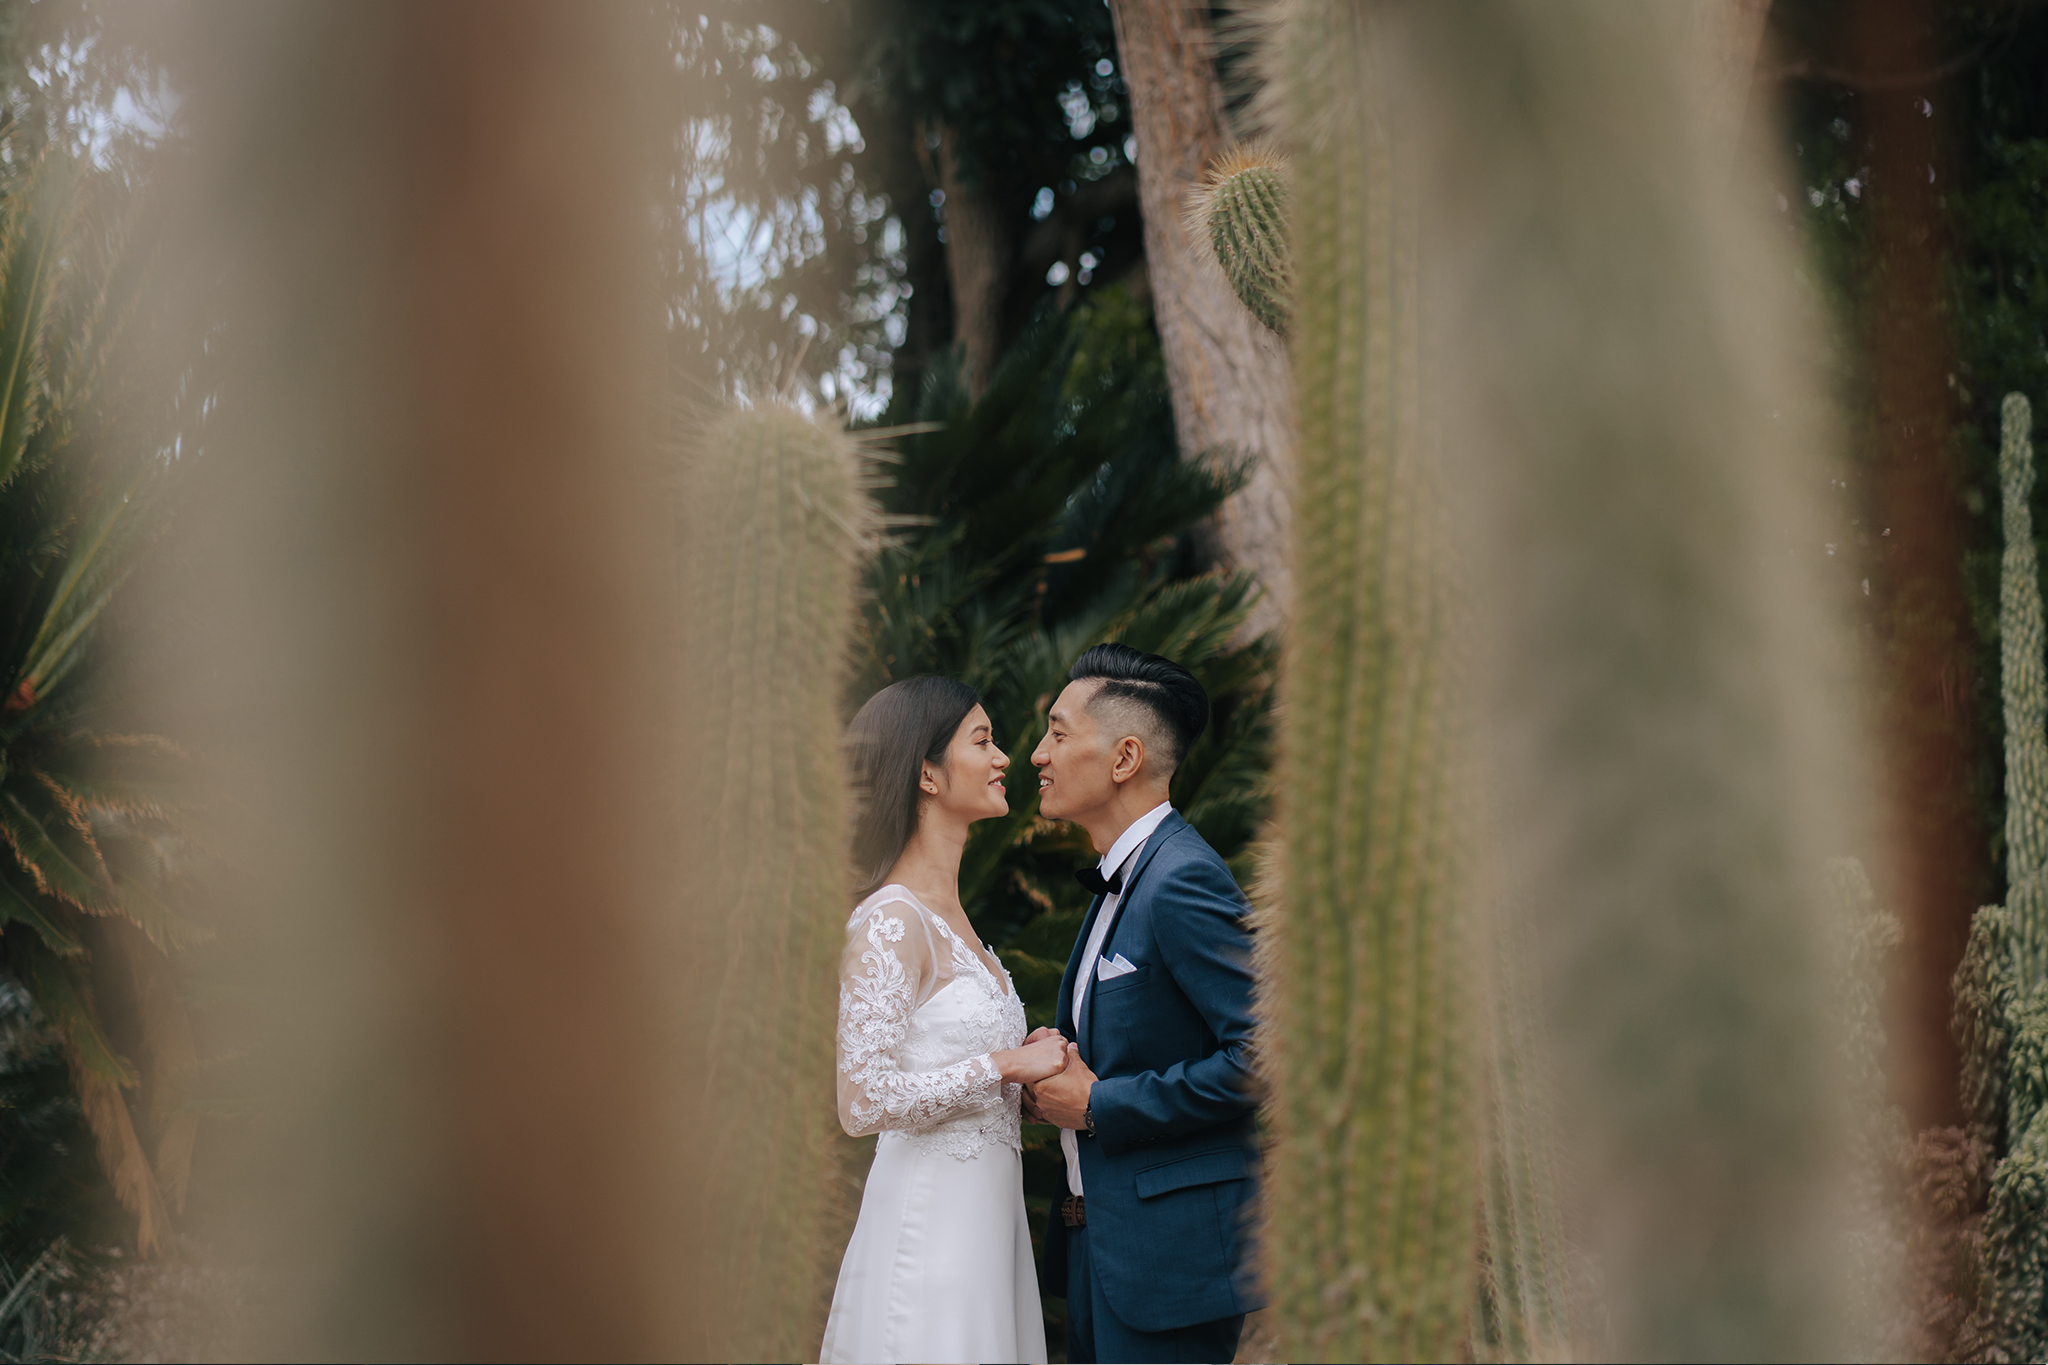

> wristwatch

[{"left": 1082, "top": 1101, "right": 1095, "bottom": 1136}]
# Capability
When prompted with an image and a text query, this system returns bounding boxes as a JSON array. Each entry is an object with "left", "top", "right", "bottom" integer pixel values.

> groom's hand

[
  {"left": 1033, "top": 1042, "right": 1097, "bottom": 1130},
  {"left": 1020, "top": 1030, "right": 1064, "bottom": 1123}
]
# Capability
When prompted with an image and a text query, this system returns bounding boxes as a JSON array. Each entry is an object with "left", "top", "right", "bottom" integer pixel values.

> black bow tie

[{"left": 1075, "top": 865, "right": 1124, "bottom": 898}]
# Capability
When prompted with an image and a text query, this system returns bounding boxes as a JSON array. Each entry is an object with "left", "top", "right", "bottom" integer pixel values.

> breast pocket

[{"left": 1092, "top": 961, "right": 1153, "bottom": 999}]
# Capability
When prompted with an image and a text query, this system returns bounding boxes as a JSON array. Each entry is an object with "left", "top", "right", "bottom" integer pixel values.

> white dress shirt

[{"left": 1062, "top": 800, "right": 1174, "bottom": 1197}]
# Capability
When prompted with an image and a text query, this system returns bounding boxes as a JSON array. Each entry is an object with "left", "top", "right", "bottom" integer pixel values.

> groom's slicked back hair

[
  {"left": 1069, "top": 643, "right": 1209, "bottom": 774},
  {"left": 846, "top": 676, "right": 981, "bottom": 899}
]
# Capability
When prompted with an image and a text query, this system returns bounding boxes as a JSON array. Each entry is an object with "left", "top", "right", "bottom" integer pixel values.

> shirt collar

[{"left": 1098, "top": 801, "right": 1174, "bottom": 879}]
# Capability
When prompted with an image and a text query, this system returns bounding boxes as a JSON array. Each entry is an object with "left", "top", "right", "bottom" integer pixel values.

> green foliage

[
  {"left": 673, "top": 403, "right": 874, "bottom": 1361},
  {"left": 0, "top": 985, "right": 111, "bottom": 1268},
  {"left": 851, "top": 287, "right": 1276, "bottom": 1342},
  {"left": 1957, "top": 904, "right": 2019, "bottom": 1141},
  {"left": 855, "top": 285, "right": 1275, "bottom": 943},
  {"left": 1254, "top": 5, "right": 1474, "bottom": 1359},
  {"left": 1193, "top": 148, "right": 1292, "bottom": 336},
  {"left": 0, "top": 149, "right": 204, "bottom": 1260},
  {"left": 858, "top": 0, "right": 1127, "bottom": 190}
]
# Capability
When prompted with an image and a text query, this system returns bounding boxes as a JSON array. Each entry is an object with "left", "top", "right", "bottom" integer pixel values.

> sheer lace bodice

[{"left": 836, "top": 885, "right": 1025, "bottom": 1160}]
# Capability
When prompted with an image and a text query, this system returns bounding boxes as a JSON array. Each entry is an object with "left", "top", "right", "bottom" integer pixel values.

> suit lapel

[
  {"left": 1078, "top": 812, "right": 1187, "bottom": 1056},
  {"left": 1057, "top": 891, "right": 1106, "bottom": 1039}
]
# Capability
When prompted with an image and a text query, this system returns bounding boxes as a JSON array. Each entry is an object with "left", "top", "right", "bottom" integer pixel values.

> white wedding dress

[{"left": 819, "top": 885, "right": 1047, "bottom": 1365}]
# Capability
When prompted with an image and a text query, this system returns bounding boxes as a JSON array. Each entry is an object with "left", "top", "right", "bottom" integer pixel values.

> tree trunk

[
  {"left": 1110, "top": 0, "right": 1294, "bottom": 634},
  {"left": 931, "top": 124, "right": 1011, "bottom": 397}
]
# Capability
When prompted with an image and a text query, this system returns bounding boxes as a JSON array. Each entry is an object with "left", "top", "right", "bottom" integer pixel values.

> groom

[{"left": 1026, "top": 643, "right": 1261, "bottom": 1365}]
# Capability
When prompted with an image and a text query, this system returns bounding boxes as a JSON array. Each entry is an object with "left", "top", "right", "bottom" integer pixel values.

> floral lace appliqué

[{"left": 838, "top": 897, "right": 1025, "bottom": 1161}]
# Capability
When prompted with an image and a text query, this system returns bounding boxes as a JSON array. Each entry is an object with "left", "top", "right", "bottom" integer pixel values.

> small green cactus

[
  {"left": 1957, "top": 903, "right": 2020, "bottom": 1141},
  {"left": 671, "top": 403, "right": 874, "bottom": 1361},
  {"left": 1190, "top": 145, "right": 1293, "bottom": 335}
]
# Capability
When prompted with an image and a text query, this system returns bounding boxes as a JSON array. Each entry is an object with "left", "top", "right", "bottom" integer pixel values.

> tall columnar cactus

[
  {"left": 671, "top": 404, "right": 873, "bottom": 1361},
  {"left": 1188, "top": 145, "right": 1293, "bottom": 336},
  {"left": 1200, "top": 73, "right": 1568, "bottom": 1365},
  {"left": 1252, "top": 2, "right": 1860, "bottom": 1358},
  {"left": 1956, "top": 393, "right": 2048, "bottom": 1362},
  {"left": 2001, "top": 392, "right": 2048, "bottom": 982},
  {"left": 1256, "top": 4, "right": 1478, "bottom": 1360}
]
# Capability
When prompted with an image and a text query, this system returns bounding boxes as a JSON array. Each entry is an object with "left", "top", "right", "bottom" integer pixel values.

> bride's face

[{"left": 923, "top": 704, "right": 1011, "bottom": 822}]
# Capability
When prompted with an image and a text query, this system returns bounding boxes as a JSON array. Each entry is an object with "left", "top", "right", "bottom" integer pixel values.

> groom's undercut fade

[{"left": 1069, "top": 642, "right": 1210, "bottom": 775}]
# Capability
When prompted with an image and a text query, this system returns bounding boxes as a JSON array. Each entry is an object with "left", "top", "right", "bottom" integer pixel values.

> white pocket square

[{"left": 1097, "top": 953, "right": 1138, "bottom": 980}]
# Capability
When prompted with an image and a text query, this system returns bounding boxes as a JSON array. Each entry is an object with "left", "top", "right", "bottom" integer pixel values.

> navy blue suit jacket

[{"left": 1041, "top": 811, "right": 1263, "bottom": 1333}]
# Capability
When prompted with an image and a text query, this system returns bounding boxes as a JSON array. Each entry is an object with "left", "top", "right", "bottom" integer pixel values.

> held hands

[
  {"left": 993, "top": 1032, "right": 1071, "bottom": 1086},
  {"left": 1018, "top": 1028, "right": 1064, "bottom": 1122},
  {"left": 1028, "top": 1042, "right": 1097, "bottom": 1130}
]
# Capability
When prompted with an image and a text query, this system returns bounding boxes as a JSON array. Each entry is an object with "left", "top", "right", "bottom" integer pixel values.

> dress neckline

[{"left": 868, "top": 884, "right": 1013, "bottom": 1000}]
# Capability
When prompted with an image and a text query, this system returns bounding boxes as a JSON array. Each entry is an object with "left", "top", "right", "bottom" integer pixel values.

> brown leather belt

[{"left": 1061, "top": 1195, "right": 1086, "bottom": 1228}]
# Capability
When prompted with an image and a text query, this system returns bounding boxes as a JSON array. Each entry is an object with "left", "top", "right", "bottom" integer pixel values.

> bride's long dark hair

[{"left": 847, "top": 676, "right": 981, "bottom": 899}]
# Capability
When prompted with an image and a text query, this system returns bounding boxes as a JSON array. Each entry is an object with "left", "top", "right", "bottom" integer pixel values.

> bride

[{"left": 820, "top": 677, "right": 1067, "bottom": 1365}]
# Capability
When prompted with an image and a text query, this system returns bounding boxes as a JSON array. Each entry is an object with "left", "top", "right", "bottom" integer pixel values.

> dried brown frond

[
  {"left": 87, "top": 733, "right": 189, "bottom": 759},
  {"left": 1008, "top": 867, "right": 1056, "bottom": 916},
  {"left": 34, "top": 769, "right": 108, "bottom": 876},
  {"left": 67, "top": 1048, "right": 172, "bottom": 1256}
]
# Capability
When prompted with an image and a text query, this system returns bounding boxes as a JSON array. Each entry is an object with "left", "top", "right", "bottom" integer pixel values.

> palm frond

[
  {"left": 0, "top": 872, "right": 81, "bottom": 957},
  {"left": 19, "top": 472, "right": 147, "bottom": 700},
  {"left": 0, "top": 790, "right": 115, "bottom": 913},
  {"left": 857, "top": 285, "right": 1278, "bottom": 960},
  {"left": 0, "top": 157, "right": 72, "bottom": 491}
]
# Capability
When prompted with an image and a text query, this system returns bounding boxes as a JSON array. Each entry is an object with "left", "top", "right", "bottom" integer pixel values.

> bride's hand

[
  {"left": 1023, "top": 1026, "right": 1064, "bottom": 1046},
  {"left": 993, "top": 1034, "right": 1070, "bottom": 1085}
]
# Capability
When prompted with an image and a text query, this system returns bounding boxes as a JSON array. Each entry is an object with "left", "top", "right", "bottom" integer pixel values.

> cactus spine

[
  {"left": 1190, "top": 145, "right": 1293, "bottom": 336},
  {"left": 1958, "top": 393, "right": 2048, "bottom": 1361},
  {"left": 671, "top": 405, "right": 872, "bottom": 1361},
  {"left": 1257, "top": 4, "right": 1477, "bottom": 1360}
]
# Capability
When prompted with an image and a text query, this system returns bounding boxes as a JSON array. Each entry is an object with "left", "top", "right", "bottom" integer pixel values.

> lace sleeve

[{"left": 836, "top": 899, "right": 1001, "bottom": 1137}]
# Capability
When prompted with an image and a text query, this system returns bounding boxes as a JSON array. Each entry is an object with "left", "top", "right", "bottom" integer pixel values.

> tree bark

[
  {"left": 931, "top": 124, "right": 1011, "bottom": 397},
  {"left": 1110, "top": 0, "right": 1294, "bottom": 634}
]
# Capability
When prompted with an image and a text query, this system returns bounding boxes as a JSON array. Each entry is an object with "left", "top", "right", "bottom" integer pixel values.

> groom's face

[{"left": 1032, "top": 680, "right": 1116, "bottom": 825}]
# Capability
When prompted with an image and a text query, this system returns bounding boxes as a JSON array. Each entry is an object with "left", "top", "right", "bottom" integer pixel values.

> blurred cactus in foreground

[
  {"left": 1476, "top": 917, "right": 1574, "bottom": 1362},
  {"left": 1189, "top": 145, "right": 1293, "bottom": 336},
  {"left": 1407, "top": 0, "right": 1862, "bottom": 1357},
  {"left": 1827, "top": 858, "right": 1912, "bottom": 1362},
  {"left": 671, "top": 404, "right": 874, "bottom": 1361},
  {"left": 1192, "top": 82, "right": 1568, "bottom": 1359},
  {"left": 1255, "top": 4, "right": 1478, "bottom": 1360},
  {"left": 1954, "top": 393, "right": 2048, "bottom": 1362}
]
